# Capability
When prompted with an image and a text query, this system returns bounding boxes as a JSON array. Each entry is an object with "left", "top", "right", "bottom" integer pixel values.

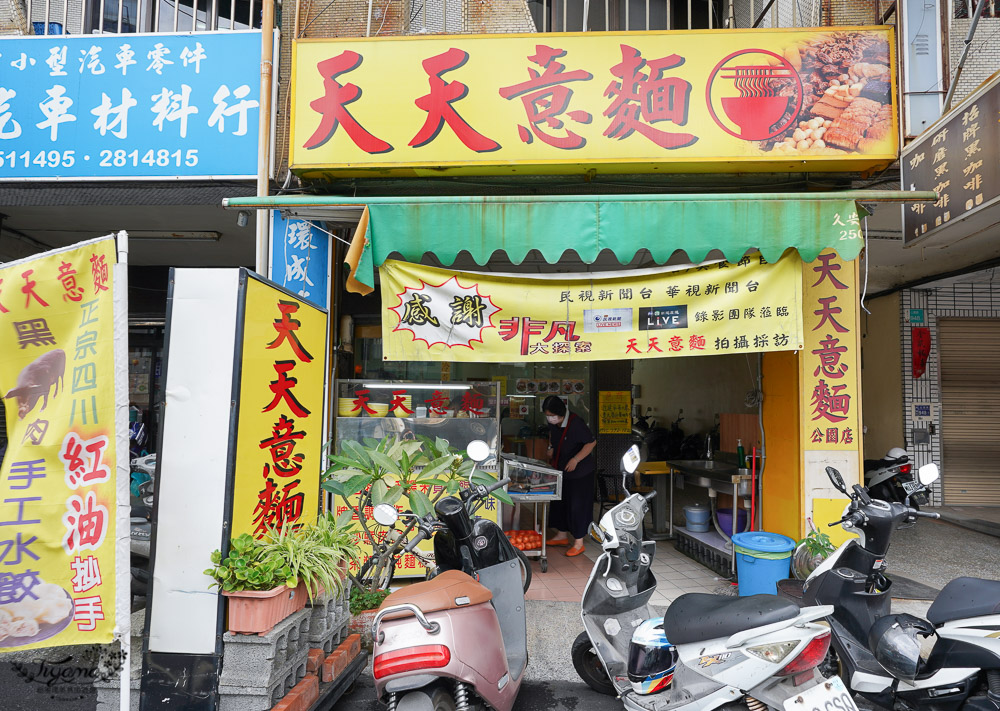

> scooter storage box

[{"left": 683, "top": 504, "right": 710, "bottom": 532}]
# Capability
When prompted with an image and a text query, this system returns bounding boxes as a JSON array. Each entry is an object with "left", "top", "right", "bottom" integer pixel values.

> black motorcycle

[{"left": 790, "top": 464, "right": 1000, "bottom": 711}]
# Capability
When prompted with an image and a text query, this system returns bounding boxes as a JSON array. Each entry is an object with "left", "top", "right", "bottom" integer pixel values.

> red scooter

[{"left": 370, "top": 441, "right": 528, "bottom": 711}]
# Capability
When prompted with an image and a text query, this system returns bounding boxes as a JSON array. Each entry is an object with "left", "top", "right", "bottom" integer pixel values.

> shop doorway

[{"left": 938, "top": 318, "right": 1000, "bottom": 506}]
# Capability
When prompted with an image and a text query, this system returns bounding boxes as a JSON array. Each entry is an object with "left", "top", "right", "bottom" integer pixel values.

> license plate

[
  {"left": 902, "top": 480, "right": 921, "bottom": 494},
  {"left": 783, "top": 676, "right": 859, "bottom": 711}
]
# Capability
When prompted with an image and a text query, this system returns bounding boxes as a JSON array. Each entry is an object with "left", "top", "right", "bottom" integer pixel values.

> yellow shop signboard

[
  {"left": 380, "top": 253, "right": 803, "bottom": 362},
  {"left": 291, "top": 27, "right": 897, "bottom": 177},
  {"left": 231, "top": 276, "right": 329, "bottom": 539}
]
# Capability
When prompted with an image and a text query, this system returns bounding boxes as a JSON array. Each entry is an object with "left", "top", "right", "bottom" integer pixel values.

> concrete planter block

[{"left": 222, "top": 608, "right": 310, "bottom": 671}]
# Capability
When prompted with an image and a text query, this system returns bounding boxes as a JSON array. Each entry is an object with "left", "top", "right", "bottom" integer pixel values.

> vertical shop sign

[
  {"left": 801, "top": 249, "right": 861, "bottom": 450},
  {"left": 598, "top": 391, "right": 632, "bottom": 434},
  {"left": 231, "top": 276, "right": 328, "bottom": 538},
  {"left": 269, "top": 212, "right": 331, "bottom": 309},
  {"left": 0, "top": 237, "right": 119, "bottom": 649}
]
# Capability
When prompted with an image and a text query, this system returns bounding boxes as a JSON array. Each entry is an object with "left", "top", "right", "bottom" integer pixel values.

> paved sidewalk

[
  {"left": 524, "top": 536, "right": 730, "bottom": 604},
  {"left": 929, "top": 505, "right": 1000, "bottom": 538}
]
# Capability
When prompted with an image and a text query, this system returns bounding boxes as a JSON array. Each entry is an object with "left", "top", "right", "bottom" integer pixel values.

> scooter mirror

[
  {"left": 372, "top": 503, "right": 399, "bottom": 527},
  {"left": 466, "top": 440, "right": 490, "bottom": 463},
  {"left": 621, "top": 444, "right": 641, "bottom": 475},
  {"left": 825, "top": 466, "right": 848, "bottom": 495},
  {"left": 918, "top": 463, "right": 940, "bottom": 486}
]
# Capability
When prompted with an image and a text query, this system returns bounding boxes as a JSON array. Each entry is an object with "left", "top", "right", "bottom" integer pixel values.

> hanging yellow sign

[
  {"left": 599, "top": 391, "right": 632, "bottom": 434},
  {"left": 380, "top": 254, "right": 803, "bottom": 363},
  {"left": 231, "top": 276, "right": 329, "bottom": 539},
  {"left": 0, "top": 237, "right": 118, "bottom": 649}
]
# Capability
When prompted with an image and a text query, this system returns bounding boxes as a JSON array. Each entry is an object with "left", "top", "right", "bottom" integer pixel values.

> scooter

[
  {"left": 797, "top": 464, "right": 1000, "bottom": 711},
  {"left": 574, "top": 444, "right": 851, "bottom": 711},
  {"left": 370, "top": 440, "right": 528, "bottom": 711},
  {"left": 863, "top": 447, "right": 926, "bottom": 507}
]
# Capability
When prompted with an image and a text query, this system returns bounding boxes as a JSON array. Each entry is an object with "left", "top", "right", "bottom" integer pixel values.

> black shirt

[{"left": 548, "top": 413, "right": 596, "bottom": 480}]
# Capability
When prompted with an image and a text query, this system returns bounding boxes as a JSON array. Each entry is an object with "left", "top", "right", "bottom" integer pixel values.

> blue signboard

[
  {"left": 0, "top": 31, "right": 262, "bottom": 179},
  {"left": 270, "top": 212, "right": 331, "bottom": 310}
]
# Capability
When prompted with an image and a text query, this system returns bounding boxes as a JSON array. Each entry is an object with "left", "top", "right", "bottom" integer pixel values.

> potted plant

[
  {"left": 322, "top": 434, "right": 510, "bottom": 595},
  {"left": 791, "top": 524, "right": 836, "bottom": 580},
  {"left": 346, "top": 586, "right": 393, "bottom": 641},
  {"left": 205, "top": 519, "right": 358, "bottom": 634},
  {"left": 205, "top": 532, "right": 304, "bottom": 634}
]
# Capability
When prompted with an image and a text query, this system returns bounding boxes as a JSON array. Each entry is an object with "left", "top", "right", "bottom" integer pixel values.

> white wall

[{"left": 632, "top": 353, "right": 759, "bottom": 440}]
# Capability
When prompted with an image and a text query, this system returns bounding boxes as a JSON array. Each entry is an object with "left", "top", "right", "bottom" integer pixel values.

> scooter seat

[
  {"left": 378, "top": 570, "right": 492, "bottom": 620},
  {"left": 663, "top": 593, "right": 800, "bottom": 645},
  {"left": 926, "top": 577, "right": 1000, "bottom": 626}
]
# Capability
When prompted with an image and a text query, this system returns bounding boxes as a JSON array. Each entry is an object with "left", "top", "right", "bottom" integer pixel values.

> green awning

[{"left": 223, "top": 191, "right": 937, "bottom": 294}]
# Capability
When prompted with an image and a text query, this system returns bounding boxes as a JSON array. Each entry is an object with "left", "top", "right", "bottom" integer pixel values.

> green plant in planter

[
  {"left": 791, "top": 526, "right": 837, "bottom": 580},
  {"left": 322, "top": 434, "right": 511, "bottom": 594},
  {"left": 349, "top": 586, "right": 391, "bottom": 615},
  {"left": 312, "top": 511, "right": 362, "bottom": 571},
  {"left": 204, "top": 533, "right": 295, "bottom": 593},
  {"left": 257, "top": 521, "right": 348, "bottom": 601}
]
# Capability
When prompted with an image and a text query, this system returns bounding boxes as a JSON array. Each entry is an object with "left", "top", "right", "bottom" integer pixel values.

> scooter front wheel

[{"left": 572, "top": 631, "right": 615, "bottom": 696}]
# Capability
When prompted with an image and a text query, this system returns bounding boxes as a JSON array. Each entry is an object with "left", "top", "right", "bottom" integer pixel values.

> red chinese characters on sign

[
  {"left": 389, "top": 389, "right": 414, "bottom": 415},
  {"left": 459, "top": 391, "right": 485, "bottom": 417},
  {"left": 603, "top": 46, "right": 696, "bottom": 149},
  {"left": 811, "top": 334, "right": 848, "bottom": 378},
  {"left": 253, "top": 298, "right": 315, "bottom": 537},
  {"left": 425, "top": 389, "right": 450, "bottom": 416},
  {"left": 305, "top": 51, "right": 393, "bottom": 154},
  {"left": 499, "top": 45, "right": 593, "bottom": 149},
  {"left": 410, "top": 48, "right": 501, "bottom": 153}
]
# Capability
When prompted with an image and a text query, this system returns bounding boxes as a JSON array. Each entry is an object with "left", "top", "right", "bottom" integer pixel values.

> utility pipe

[
  {"left": 255, "top": 0, "right": 275, "bottom": 275},
  {"left": 944, "top": 0, "right": 987, "bottom": 112}
]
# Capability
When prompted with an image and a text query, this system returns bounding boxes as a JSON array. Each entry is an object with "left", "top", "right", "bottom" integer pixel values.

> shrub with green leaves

[
  {"left": 321, "top": 434, "right": 512, "bottom": 592},
  {"left": 204, "top": 533, "right": 296, "bottom": 594}
]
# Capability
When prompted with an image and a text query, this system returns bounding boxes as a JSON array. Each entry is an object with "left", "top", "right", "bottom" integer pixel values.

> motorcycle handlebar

[
  {"left": 404, "top": 527, "right": 429, "bottom": 553},
  {"left": 644, "top": 490, "right": 657, "bottom": 502},
  {"left": 485, "top": 477, "right": 510, "bottom": 495},
  {"left": 910, "top": 510, "right": 940, "bottom": 519}
]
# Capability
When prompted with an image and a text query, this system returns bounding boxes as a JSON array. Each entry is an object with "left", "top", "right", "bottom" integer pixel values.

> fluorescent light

[{"left": 361, "top": 383, "right": 471, "bottom": 390}]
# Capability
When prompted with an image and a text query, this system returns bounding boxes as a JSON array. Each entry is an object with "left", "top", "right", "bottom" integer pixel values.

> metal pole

[
  {"left": 117, "top": 0, "right": 124, "bottom": 32},
  {"left": 366, "top": 0, "right": 373, "bottom": 34},
  {"left": 172, "top": 0, "right": 178, "bottom": 31},
  {"left": 582, "top": 0, "right": 589, "bottom": 30},
  {"left": 944, "top": 0, "right": 987, "bottom": 112},
  {"left": 751, "top": 0, "right": 777, "bottom": 28},
  {"left": 255, "top": 7, "right": 275, "bottom": 274},
  {"left": 114, "top": 230, "right": 131, "bottom": 711},
  {"left": 44, "top": 0, "right": 49, "bottom": 35}
]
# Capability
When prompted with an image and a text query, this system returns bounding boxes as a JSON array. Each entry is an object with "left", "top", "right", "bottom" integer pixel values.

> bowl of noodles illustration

[{"left": 0, "top": 582, "right": 75, "bottom": 647}]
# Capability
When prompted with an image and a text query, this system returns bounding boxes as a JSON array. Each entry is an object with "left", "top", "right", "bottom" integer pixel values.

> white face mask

[{"left": 546, "top": 415, "right": 562, "bottom": 425}]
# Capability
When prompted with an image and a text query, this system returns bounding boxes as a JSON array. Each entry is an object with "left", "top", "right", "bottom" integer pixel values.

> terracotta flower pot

[{"left": 223, "top": 582, "right": 308, "bottom": 634}]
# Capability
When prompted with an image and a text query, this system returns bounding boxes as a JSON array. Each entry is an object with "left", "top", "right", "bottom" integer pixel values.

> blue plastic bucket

[
  {"left": 683, "top": 504, "right": 710, "bottom": 532},
  {"left": 732, "top": 532, "right": 795, "bottom": 596}
]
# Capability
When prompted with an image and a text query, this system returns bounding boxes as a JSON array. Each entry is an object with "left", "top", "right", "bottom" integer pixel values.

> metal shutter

[{"left": 938, "top": 318, "right": 1000, "bottom": 505}]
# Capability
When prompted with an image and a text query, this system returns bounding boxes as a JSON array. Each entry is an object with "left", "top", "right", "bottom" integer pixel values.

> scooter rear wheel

[
  {"left": 515, "top": 548, "right": 532, "bottom": 593},
  {"left": 572, "top": 631, "right": 615, "bottom": 696}
]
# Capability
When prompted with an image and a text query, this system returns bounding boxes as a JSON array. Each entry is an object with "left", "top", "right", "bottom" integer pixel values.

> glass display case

[
  {"left": 501, "top": 453, "right": 563, "bottom": 502},
  {"left": 334, "top": 380, "right": 500, "bottom": 471}
]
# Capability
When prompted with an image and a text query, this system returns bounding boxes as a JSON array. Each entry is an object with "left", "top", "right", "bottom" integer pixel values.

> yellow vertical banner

[
  {"left": 800, "top": 247, "right": 862, "bottom": 544},
  {"left": 599, "top": 391, "right": 632, "bottom": 434},
  {"left": 231, "top": 276, "right": 329, "bottom": 538},
  {"left": 0, "top": 237, "right": 118, "bottom": 649}
]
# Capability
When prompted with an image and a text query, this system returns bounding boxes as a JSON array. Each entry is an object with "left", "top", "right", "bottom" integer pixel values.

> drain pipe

[{"left": 255, "top": 0, "right": 276, "bottom": 275}]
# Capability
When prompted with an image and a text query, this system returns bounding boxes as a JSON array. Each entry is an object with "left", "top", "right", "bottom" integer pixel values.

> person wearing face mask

[{"left": 542, "top": 394, "right": 597, "bottom": 557}]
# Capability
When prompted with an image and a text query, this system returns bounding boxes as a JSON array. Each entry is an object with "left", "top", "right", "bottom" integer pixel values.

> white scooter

[{"left": 573, "top": 445, "right": 855, "bottom": 711}]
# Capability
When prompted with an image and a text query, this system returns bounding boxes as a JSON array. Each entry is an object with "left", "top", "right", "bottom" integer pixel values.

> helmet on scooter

[
  {"left": 627, "top": 618, "right": 677, "bottom": 695},
  {"left": 868, "top": 614, "right": 935, "bottom": 682},
  {"left": 886, "top": 447, "right": 908, "bottom": 461}
]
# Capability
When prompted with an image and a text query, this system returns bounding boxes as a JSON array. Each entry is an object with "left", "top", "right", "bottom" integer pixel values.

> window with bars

[
  {"left": 526, "top": 0, "right": 728, "bottom": 31},
  {"left": 26, "top": 0, "right": 261, "bottom": 35}
]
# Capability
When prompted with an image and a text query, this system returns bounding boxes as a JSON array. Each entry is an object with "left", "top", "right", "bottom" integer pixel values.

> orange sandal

[{"left": 566, "top": 545, "right": 586, "bottom": 557}]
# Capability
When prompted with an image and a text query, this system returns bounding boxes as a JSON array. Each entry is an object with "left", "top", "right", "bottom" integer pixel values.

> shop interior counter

[{"left": 638, "top": 459, "right": 751, "bottom": 575}]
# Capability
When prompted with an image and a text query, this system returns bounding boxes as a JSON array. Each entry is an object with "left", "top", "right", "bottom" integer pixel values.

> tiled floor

[{"left": 524, "top": 537, "right": 733, "bottom": 604}]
